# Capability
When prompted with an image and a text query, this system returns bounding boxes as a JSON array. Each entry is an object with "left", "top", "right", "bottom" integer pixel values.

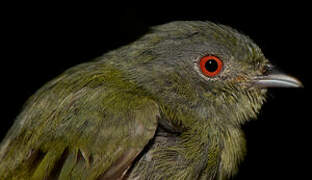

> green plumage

[{"left": 0, "top": 21, "right": 298, "bottom": 180}]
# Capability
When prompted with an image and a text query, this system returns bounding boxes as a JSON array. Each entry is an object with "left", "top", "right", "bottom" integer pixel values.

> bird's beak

[{"left": 253, "top": 68, "right": 303, "bottom": 88}]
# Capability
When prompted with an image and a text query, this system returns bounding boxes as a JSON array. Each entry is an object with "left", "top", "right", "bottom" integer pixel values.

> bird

[{"left": 0, "top": 21, "right": 302, "bottom": 180}]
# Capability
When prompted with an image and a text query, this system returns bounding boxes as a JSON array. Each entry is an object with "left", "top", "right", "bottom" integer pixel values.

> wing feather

[{"left": 0, "top": 64, "right": 159, "bottom": 179}]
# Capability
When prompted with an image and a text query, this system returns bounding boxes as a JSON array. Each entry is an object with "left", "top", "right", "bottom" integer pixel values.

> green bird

[{"left": 0, "top": 21, "right": 302, "bottom": 180}]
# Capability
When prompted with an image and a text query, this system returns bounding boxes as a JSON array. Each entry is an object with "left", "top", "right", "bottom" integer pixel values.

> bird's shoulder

[{"left": 0, "top": 61, "right": 160, "bottom": 179}]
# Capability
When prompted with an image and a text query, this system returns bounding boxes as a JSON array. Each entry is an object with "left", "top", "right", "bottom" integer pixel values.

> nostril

[{"left": 262, "top": 64, "right": 274, "bottom": 75}]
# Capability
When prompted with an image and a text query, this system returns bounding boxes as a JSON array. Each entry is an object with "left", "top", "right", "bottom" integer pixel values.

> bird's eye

[{"left": 199, "top": 55, "right": 223, "bottom": 77}]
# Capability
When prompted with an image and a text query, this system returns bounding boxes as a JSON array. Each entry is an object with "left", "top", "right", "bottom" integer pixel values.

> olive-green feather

[{"left": 0, "top": 62, "right": 159, "bottom": 179}]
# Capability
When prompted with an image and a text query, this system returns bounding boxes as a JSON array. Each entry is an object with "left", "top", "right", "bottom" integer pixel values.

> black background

[{"left": 1, "top": 2, "right": 311, "bottom": 179}]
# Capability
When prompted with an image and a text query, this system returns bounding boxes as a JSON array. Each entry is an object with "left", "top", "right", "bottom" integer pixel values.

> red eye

[{"left": 199, "top": 55, "right": 223, "bottom": 77}]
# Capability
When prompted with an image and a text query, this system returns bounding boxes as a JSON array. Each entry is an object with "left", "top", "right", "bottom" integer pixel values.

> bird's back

[{"left": 0, "top": 58, "right": 159, "bottom": 179}]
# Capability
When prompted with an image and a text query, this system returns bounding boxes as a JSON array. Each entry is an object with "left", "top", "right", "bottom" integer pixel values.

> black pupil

[{"left": 205, "top": 60, "right": 218, "bottom": 72}]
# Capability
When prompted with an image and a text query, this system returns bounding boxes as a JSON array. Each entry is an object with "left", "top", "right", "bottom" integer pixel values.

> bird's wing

[{"left": 0, "top": 73, "right": 159, "bottom": 179}]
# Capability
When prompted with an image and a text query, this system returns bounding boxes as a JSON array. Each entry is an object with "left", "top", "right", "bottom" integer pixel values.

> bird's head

[{"left": 120, "top": 21, "right": 302, "bottom": 128}]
